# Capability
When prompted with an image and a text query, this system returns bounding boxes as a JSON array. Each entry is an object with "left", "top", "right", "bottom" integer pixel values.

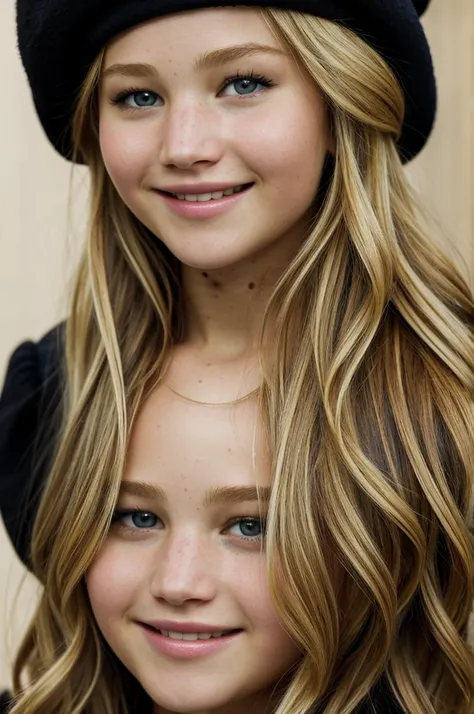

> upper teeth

[
  {"left": 172, "top": 185, "right": 245, "bottom": 201},
  {"left": 157, "top": 629, "right": 233, "bottom": 640}
]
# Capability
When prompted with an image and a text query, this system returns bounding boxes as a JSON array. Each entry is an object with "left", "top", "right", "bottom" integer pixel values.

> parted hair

[{"left": 9, "top": 9, "right": 474, "bottom": 714}]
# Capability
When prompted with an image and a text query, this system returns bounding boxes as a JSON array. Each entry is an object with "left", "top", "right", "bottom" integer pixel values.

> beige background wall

[{"left": 1, "top": 0, "right": 473, "bottom": 691}]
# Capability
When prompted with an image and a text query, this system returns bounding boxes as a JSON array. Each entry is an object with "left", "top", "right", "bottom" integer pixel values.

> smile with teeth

[
  {"left": 149, "top": 627, "right": 238, "bottom": 640},
  {"left": 167, "top": 184, "right": 249, "bottom": 202}
]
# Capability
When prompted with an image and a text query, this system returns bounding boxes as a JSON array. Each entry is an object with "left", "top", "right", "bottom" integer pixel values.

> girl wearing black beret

[{"left": 1, "top": 1, "right": 473, "bottom": 713}]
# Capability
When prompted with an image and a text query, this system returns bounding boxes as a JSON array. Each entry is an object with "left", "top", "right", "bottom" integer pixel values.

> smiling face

[
  {"left": 98, "top": 7, "right": 332, "bottom": 271},
  {"left": 86, "top": 386, "right": 302, "bottom": 714}
]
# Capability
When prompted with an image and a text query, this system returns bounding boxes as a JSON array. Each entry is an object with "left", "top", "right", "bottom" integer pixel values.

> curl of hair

[{"left": 9, "top": 9, "right": 474, "bottom": 714}]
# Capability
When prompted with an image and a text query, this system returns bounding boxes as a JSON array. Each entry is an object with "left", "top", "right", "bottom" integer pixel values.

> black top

[
  {"left": 0, "top": 691, "right": 11, "bottom": 713},
  {"left": 0, "top": 324, "right": 64, "bottom": 567},
  {"left": 0, "top": 325, "right": 404, "bottom": 713}
]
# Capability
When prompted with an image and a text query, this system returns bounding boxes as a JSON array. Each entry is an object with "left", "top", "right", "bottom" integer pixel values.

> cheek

[
  {"left": 99, "top": 118, "right": 151, "bottom": 194},
  {"left": 232, "top": 559, "right": 298, "bottom": 649},
  {"left": 240, "top": 97, "right": 328, "bottom": 195},
  {"left": 86, "top": 542, "right": 143, "bottom": 629}
]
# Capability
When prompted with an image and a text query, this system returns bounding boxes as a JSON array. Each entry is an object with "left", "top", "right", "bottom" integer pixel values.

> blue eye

[
  {"left": 111, "top": 511, "right": 266, "bottom": 542},
  {"left": 112, "top": 510, "right": 159, "bottom": 529},
  {"left": 228, "top": 518, "right": 266, "bottom": 540},
  {"left": 111, "top": 89, "right": 160, "bottom": 109},
  {"left": 221, "top": 72, "right": 275, "bottom": 97},
  {"left": 110, "top": 71, "right": 274, "bottom": 110}
]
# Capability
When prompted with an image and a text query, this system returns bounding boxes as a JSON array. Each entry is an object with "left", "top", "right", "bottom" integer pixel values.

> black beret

[{"left": 16, "top": 0, "right": 436, "bottom": 164}]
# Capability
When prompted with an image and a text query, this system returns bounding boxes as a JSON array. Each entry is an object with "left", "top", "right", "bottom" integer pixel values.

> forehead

[
  {"left": 104, "top": 7, "right": 284, "bottom": 64},
  {"left": 123, "top": 387, "right": 273, "bottom": 499}
]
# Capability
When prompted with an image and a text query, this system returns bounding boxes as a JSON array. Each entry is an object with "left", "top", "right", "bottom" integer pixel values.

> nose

[
  {"left": 150, "top": 529, "right": 217, "bottom": 606},
  {"left": 159, "top": 98, "right": 223, "bottom": 169}
]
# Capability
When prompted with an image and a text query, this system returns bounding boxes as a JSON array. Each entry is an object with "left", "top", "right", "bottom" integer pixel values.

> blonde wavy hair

[{"left": 9, "top": 8, "right": 474, "bottom": 714}]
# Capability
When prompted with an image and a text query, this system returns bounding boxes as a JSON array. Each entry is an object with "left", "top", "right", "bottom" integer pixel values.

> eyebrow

[
  {"left": 102, "top": 42, "right": 287, "bottom": 80},
  {"left": 119, "top": 481, "right": 272, "bottom": 506}
]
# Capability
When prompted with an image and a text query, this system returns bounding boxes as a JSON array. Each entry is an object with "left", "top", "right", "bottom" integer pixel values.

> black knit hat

[{"left": 16, "top": 0, "right": 435, "bottom": 164}]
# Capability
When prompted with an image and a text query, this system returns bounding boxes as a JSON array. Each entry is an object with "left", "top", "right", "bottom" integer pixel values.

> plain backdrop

[{"left": 1, "top": 0, "right": 473, "bottom": 691}]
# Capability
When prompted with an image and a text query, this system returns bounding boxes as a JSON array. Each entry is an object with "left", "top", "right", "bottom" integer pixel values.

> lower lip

[
  {"left": 155, "top": 184, "right": 253, "bottom": 220},
  {"left": 140, "top": 625, "right": 242, "bottom": 660}
]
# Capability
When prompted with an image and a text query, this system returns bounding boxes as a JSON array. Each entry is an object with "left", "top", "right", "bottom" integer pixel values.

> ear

[{"left": 412, "top": 0, "right": 432, "bottom": 17}]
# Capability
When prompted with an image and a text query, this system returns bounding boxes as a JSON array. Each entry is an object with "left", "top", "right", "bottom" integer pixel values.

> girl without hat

[{"left": 0, "top": 1, "right": 473, "bottom": 713}]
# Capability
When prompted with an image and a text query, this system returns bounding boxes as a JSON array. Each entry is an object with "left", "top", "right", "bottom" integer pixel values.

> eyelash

[
  {"left": 110, "top": 70, "right": 275, "bottom": 109},
  {"left": 111, "top": 508, "right": 266, "bottom": 543}
]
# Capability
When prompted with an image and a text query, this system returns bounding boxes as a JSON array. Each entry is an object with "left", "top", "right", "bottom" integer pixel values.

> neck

[{"left": 180, "top": 225, "right": 305, "bottom": 361}]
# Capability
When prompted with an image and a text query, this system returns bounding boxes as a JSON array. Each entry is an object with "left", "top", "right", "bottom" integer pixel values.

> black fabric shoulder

[
  {"left": 0, "top": 323, "right": 65, "bottom": 569},
  {"left": 0, "top": 690, "right": 12, "bottom": 712}
]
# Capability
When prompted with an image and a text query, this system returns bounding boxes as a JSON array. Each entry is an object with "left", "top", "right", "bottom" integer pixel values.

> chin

[
  {"left": 143, "top": 686, "right": 241, "bottom": 714},
  {"left": 162, "top": 243, "right": 263, "bottom": 272}
]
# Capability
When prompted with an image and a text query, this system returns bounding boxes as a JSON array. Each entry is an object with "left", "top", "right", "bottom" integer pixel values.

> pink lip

[
  {"left": 140, "top": 624, "right": 242, "bottom": 660},
  {"left": 159, "top": 182, "right": 249, "bottom": 194},
  {"left": 146, "top": 620, "right": 236, "bottom": 634},
  {"left": 154, "top": 184, "right": 253, "bottom": 221}
]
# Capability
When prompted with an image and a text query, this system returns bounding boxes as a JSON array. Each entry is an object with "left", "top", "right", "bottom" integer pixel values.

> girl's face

[
  {"left": 98, "top": 7, "right": 332, "bottom": 271},
  {"left": 86, "top": 387, "right": 302, "bottom": 714}
]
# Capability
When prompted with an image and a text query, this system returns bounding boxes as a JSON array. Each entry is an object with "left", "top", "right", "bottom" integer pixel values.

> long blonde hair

[{"left": 10, "top": 9, "right": 474, "bottom": 714}]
